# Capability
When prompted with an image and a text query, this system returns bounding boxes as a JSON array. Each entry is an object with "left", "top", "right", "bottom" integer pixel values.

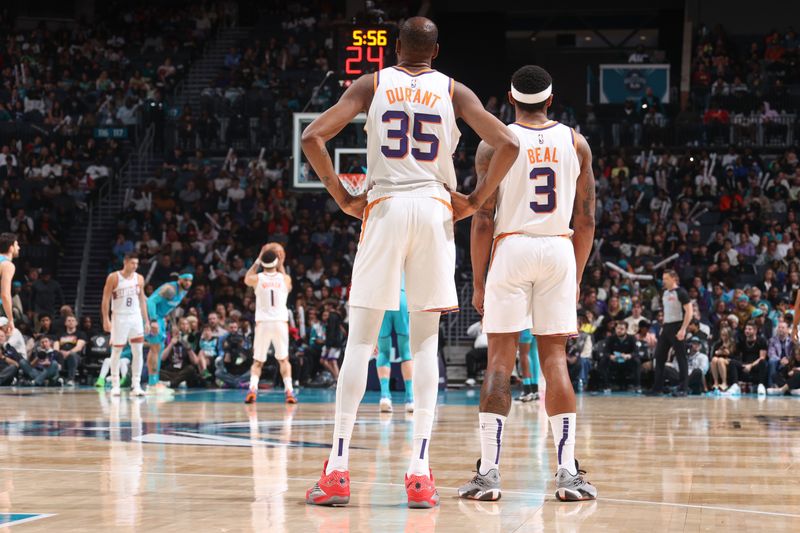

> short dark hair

[
  {"left": 399, "top": 17, "right": 438, "bottom": 58},
  {"left": 261, "top": 250, "right": 278, "bottom": 265},
  {"left": 664, "top": 269, "right": 680, "bottom": 280},
  {"left": 511, "top": 65, "right": 552, "bottom": 112},
  {"left": 745, "top": 320, "right": 758, "bottom": 330},
  {"left": 0, "top": 232, "right": 17, "bottom": 254},
  {"left": 124, "top": 252, "right": 139, "bottom": 261}
]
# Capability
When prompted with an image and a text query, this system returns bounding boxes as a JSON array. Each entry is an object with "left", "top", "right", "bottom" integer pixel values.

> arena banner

[{"left": 599, "top": 64, "right": 670, "bottom": 104}]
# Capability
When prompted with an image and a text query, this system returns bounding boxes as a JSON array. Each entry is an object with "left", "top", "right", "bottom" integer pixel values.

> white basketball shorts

[
  {"left": 483, "top": 234, "right": 578, "bottom": 336},
  {"left": 110, "top": 314, "right": 145, "bottom": 346},
  {"left": 253, "top": 320, "right": 289, "bottom": 362},
  {"left": 349, "top": 191, "right": 458, "bottom": 313}
]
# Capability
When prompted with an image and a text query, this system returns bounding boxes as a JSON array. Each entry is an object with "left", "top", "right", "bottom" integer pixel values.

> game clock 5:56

[{"left": 337, "top": 25, "right": 394, "bottom": 80}]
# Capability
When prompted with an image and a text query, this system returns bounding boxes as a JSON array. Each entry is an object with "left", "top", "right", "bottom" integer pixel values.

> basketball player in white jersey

[
  {"left": 101, "top": 253, "right": 150, "bottom": 396},
  {"left": 301, "top": 17, "right": 519, "bottom": 508},
  {"left": 243, "top": 243, "right": 296, "bottom": 405},
  {"left": 0, "top": 233, "right": 20, "bottom": 334},
  {"left": 458, "top": 65, "right": 597, "bottom": 502}
]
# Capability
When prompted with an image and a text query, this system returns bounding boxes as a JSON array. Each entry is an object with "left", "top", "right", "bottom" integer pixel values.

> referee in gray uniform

[{"left": 648, "top": 270, "right": 693, "bottom": 396}]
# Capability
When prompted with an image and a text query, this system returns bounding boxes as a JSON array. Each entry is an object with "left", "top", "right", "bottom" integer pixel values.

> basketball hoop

[{"left": 339, "top": 173, "right": 367, "bottom": 195}]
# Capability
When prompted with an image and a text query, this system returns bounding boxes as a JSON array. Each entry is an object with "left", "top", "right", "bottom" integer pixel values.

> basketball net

[{"left": 339, "top": 173, "right": 367, "bottom": 195}]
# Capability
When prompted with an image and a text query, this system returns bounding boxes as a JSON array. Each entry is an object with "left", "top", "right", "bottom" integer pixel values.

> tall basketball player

[
  {"left": 458, "top": 65, "right": 597, "bottom": 502},
  {"left": 0, "top": 233, "right": 20, "bottom": 334},
  {"left": 301, "top": 17, "right": 519, "bottom": 508},
  {"left": 145, "top": 272, "right": 193, "bottom": 393},
  {"left": 101, "top": 253, "right": 150, "bottom": 396},
  {"left": 244, "top": 243, "right": 296, "bottom": 405}
]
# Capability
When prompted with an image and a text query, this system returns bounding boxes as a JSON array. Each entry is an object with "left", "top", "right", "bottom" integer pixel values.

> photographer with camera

[
  {"left": 159, "top": 325, "right": 202, "bottom": 389},
  {"left": 0, "top": 329, "right": 22, "bottom": 385},
  {"left": 215, "top": 320, "right": 252, "bottom": 388}
]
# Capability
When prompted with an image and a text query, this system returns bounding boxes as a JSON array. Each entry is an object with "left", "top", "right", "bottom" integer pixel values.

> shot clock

[{"left": 337, "top": 25, "right": 395, "bottom": 79}]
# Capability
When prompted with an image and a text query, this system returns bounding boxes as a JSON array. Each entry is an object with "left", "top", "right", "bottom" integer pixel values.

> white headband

[
  {"left": 261, "top": 258, "right": 279, "bottom": 269},
  {"left": 511, "top": 83, "right": 552, "bottom": 104}
]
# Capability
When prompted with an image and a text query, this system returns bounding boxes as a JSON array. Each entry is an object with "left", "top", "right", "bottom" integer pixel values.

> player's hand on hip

[
  {"left": 472, "top": 286, "right": 485, "bottom": 315},
  {"left": 341, "top": 192, "right": 367, "bottom": 219},
  {"left": 449, "top": 191, "right": 476, "bottom": 222}
]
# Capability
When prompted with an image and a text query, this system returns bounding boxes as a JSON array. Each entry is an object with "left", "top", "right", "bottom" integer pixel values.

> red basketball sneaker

[
  {"left": 405, "top": 470, "right": 440, "bottom": 509},
  {"left": 306, "top": 461, "right": 350, "bottom": 506},
  {"left": 244, "top": 390, "right": 257, "bottom": 404},
  {"left": 285, "top": 390, "right": 298, "bottom": 404}
]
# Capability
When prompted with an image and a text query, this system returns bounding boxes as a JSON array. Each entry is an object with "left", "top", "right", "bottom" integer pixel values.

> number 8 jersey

[
  {"left": 494, "top": 121, "right": 580, "bottom": 238},
  {"left": 365, "top": 66, "right": 460, "bottom": 194},
  {"left": 112, "top": 271, "right": 141, "bottom": 317}
]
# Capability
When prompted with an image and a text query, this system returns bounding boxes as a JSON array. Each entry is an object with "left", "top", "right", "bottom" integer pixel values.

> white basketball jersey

[
  {"left": 112, "top": 271, "right": 141, "bottom": 317},
  {"left": 494, "top": 121, "right": 580, "bottom": 237},
  {"left": 365, "top": 66, "right": 460, "bottom": 193},
  {"left": 255, "top": 272, "right": 289, "bottom": 322}
]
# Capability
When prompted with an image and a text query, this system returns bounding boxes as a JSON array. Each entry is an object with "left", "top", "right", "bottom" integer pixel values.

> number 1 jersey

[
  {"left": 365, "top": 66, "right": 460, "bottom": 193},
  {"left": 494, "top": 121, "right": 580, "bottom": 238},
  {"left": 255, "top": 272, "right": 289, "bottom": 322}
]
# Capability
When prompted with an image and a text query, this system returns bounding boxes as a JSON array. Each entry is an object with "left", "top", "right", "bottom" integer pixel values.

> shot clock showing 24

[{"left": 337, "top": 25, "right": 395, "bottom": 80}]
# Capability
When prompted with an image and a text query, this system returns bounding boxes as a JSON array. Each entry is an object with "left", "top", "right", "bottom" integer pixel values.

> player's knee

[{"left": 396, "top": 334, "right": 411, "bottom": 361}]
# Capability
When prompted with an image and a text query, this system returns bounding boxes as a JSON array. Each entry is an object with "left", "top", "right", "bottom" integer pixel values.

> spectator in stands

[
  {"left": 55, "top": 316, "right": 87, "bottom": 386},
  {"left": 215, "top": 321, "right": 251, "bottom": 388},
  {"left": 0, "top": 330, "right": 21, "bottom": 385},
  {"left": 465, "top": 320, "right": 488, "bottom": 388},
  {"left": 733, "top": 320, "right": 769, "bottom": 393},
  {"left": 767, "top": 320, "right": 794, "bottom": 386},
  {"left": 31, "top": 270, "right": 64, "bottom": 316},
  {"left": 19, "top": 337, "right": 61, "bottom": 386},
  {"left": 599, "top": 322, "right": 641, "bottom": 393},
  {"left": 567, "top": 313, "right": 594, "bottom": 390},
  {"left": 320, "top": 309, "right": 344, "bottom": 382},
  {"left": 35, "top": 314, "right": 56, "bottom": 340},
  {"left": 767, "top": 345, "right": 800, "bottom": 395},
  {"left": 686, "top": 336, "right": 710, "bottom": 394}
]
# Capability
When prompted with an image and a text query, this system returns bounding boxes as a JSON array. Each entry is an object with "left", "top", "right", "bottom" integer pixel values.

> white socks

[
  {"left": 406, "top": 312, "right": 440, "bottom": 476},
  {"left": 110, "top": 346, "right": 123, "bottom": 389},
  {"left": 249, "top": 373, "right": 259, "bottom": 392},
  {"left": 326, "top": 307, "right": 384, "bottom": 474},
  {"left": 130, "top": 342, "right": 143, "bottom": 389},
  {"left": 549, "top": 413, "right": 577, "bottom": 475},
  {"left": 479, "top": 412, "right": 506, "bottom": 474},
  {"left": 283, "top": 376, "right": 293, "bottom": 393}
]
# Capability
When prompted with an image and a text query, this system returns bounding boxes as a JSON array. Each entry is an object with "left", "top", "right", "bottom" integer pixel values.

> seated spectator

[
  {"left": 732, "top": 321, "right": 769, "bottom": 392},
  {"left": 0, "top": 330, "right": 22, "bottom": 386},
  {"left": 159, "top": 334, "right": 202, "bottom": 389},
  {"left": 36, "top": 314, "right": 57, "bottom": 340},
  {"left": 710, "top": 327, "right": 738, "bottom": 392},
  {"left": 55, "top": 315, "right": 87, "bottom": 386},
  {"left": 320, "top": 309, "right": 344, "bottom": 382},
  {"left": 686, "top": 337, "right": 710, "bottom": 394},
  {"left": 567, "top": 313, "right": 594, "bottom": 390},
  {"left": 599, "top": 322, "right": 641, "bottom": 393},
  {"left": 19, "top": 337, "right": 61, "bottom": 386},
  {"left": 767, "top": 345, "right": 800, "bottom": 396},
  {"left": 465, "top": 320, "right": 488, "bottom": 387},
  {"left": 767, "top": 320, "right": 794, "bottom": 387}
]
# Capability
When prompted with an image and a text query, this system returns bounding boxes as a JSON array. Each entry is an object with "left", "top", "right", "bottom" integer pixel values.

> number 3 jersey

[
  {"left": 494, "top": 121, "right": 580, "bottom": 238},
  {"left": 365, "top": 66, "right": 460, "bottom": 194},
  {"left": 111, "top": 271, "right": 141, "bottom": 317},
  {"left": 255, "top": 272, "right": 289, "bottom": 322}
]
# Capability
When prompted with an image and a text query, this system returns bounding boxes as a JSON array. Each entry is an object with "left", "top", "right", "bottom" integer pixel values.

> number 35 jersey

[
  {"left": 365, "top": 66, "right": 460, "bottom": 194},
  {"left": 494, "top": 121, "right": 580, "bottom": 238}
]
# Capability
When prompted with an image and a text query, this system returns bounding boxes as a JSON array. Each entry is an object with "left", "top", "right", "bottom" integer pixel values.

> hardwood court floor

[{"left": 0, "top": 387, "right": 798, "bottom": 532}]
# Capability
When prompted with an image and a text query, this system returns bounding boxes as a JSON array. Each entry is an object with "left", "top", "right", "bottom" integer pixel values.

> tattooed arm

[
  {"left": 470, "top": 141, "right": 498, "bottom": 315},
  {"left": 572, "top": 131, "right": 596, "bottom": 294},
  {"left": 300, "top": 74, "right": 374, "bottom": 219}
]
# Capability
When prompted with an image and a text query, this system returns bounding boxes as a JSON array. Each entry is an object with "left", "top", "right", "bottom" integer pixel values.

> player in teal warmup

[
  {"left": 517, "top": 329, "right": 540, "bottom": 402},
  {"left": 0, "top": 233, "right": 20, "bottom": 334},
  {"left": 145, "top": 273, "right": 193, "bottom": 392},
  {"left": 377, "top": 278, "right": 414, "bottom": 413}
]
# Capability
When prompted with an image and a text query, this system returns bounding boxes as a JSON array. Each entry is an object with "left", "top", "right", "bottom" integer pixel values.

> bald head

[{"left": 398, "top": 17, "right": 439, "bottom": 61}]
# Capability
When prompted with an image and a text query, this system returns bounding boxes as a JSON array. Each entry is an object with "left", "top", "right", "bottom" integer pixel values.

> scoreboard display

[{"left": 336, "top": 25, "right": 395, "bottom": 80}]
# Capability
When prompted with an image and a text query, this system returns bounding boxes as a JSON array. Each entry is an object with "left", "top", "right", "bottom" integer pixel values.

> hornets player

[
  {"left": 145, "top": 272, "right": 193, "bottom": 393},
  {"left": 517, "top": 330, "right": 540, "bottom": 402},
  {"left": 377, "top": 277, "right": 414, "bottom": 413},
  {"left": 0, "top": 233, "right": 19, "bottom": 334}
]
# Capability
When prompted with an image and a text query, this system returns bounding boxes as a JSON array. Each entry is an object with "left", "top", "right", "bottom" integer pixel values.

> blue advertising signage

[{"left": 599, "top": 64, "right": 670, "bottom": 104}]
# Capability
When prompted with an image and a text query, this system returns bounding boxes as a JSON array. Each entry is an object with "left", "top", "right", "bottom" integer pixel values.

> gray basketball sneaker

[
  {"left": 555, "top": 461, "right": 597, "bottom": 502},
  {"left": 458, "top": 460, "right": 502, "bottom": 501}
]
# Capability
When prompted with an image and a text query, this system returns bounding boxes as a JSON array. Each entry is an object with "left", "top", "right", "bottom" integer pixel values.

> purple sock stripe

[
  {"left": 337, "top": 438, "right": 343, "bottom": 457},
  {"left": 419, "top": 438, "right": 428, "bottom": 460},
  {"left": 494, "top": 418, "right": 503, "bottom": 465},
  {"left": 557, "top": 418, "right": 569, "bottom": 465}
]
